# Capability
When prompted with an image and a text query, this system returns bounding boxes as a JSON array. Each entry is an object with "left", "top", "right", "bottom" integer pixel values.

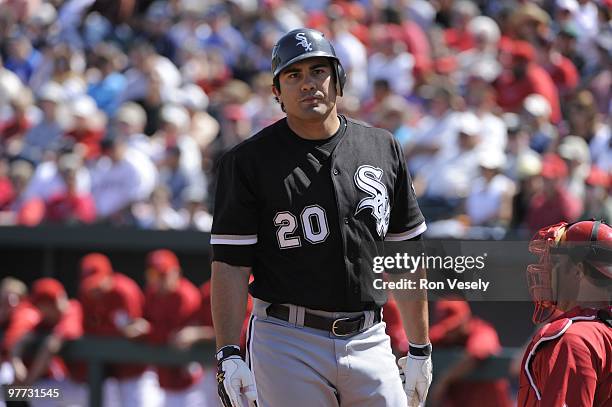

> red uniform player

[
  {"left": 518, "top": 220, "right": 612, "bottom": 407},
  {"left": 144, "top": 249, "right": 204, "bottom": 406},
  {"left": 9, "top": 278, "right": 86, "bottom": 407},
  {"left": 78, "top": 252, "right": 160, "bottom": 407},
  {"left": 427, "top": 299, "right": 513, "bottom": 407}
]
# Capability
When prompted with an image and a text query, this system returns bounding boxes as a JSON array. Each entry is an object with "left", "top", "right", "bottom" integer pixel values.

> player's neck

[{"left": 286, "top": 113, "right": 341, "bottom": 141}]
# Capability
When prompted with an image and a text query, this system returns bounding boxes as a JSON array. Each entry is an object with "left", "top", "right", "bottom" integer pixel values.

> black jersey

[{"left": 211, "top": 116, "right": 426, "bottom": 311}]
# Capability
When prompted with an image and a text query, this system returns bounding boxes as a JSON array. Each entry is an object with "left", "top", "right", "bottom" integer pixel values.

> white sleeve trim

[
  {"left": 385, "top": 222, "right": 427, "bottom": 241},
  {"left": 210, "top": 234, "right": 258, "bottom": 245}
]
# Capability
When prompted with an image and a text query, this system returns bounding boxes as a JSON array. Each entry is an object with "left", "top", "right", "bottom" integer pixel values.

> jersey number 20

[{"left": 274, "top": 205, "right": 329, "bottom": 249}]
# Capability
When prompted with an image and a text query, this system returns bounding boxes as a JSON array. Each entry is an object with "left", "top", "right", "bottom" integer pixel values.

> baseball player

[
  {"left": 9, "top": 278, "right": 87, "bottom": 406},
  {"left": 77, "top": 253, "right": 159, "bottom": 407},
  {"left": 211, "top": 28, "right": 432, "bottom": 407},
  {"left": 518, "top": 220, "right": 611, "bottom": 406},
  {"left": 144, "top": 249, "right": 204, "bottom": 407}
]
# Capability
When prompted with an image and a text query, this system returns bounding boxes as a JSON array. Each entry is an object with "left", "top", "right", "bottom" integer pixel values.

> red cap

[
  {"left": 585, "top": 166, "right": 609, "bottom": 188},
  {"left": 540, "top": 154, "right": 568, "bottom": 179},
  {"left": 512, "top": 40, "right": 535, "bottom": 62},
  {"left": 429, "top": 299, "right": 471, "bottom": 343},
  {"left": 147, "top": 249, "right": 180, "bottom": 274},
  {"left": 31, "top": 278, "right": 65, "bottom": 305},
  {"left": 79, "top": 253, "right": 113, "bottom": 288}
]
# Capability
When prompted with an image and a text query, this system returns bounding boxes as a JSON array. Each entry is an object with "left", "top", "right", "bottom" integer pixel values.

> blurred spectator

[
  {"left": 178, "top": 186, "right": 212, "bottom": 232},
  {"left": 428, "top": 299, "right": 513, "bottom": 407},
  {"left": 0, "top": 87, "right": 34, "bottom": 152},
  {"left": 329, "top": 10, "right": 368, "bottom": 98},
  {"left": 44, "top": 153, "right": 96, "bottom": 224},
  {"left": 19, "top": 81, "right": 65, "bottom": 163},
  {"left": 558, "top": 135, "right": 591, "bottom": 199},
  {"left": 526, "top": 154, "right": 582, "bottom": 234},
  {"left": 503, "top": 113, "right": 539, "bottom": 180},
  {"left": 87, "top": 42, "right": 128, "bottom": 117},
  {"left": 114, "top": 101, "right": 153, "bottom": 157},
  {"left": 144, "top": 249, "right": 204, "bottom": 406},
  {"left": 494, "top": 40, "right": 561, "bottom": 123},
  {"left": 4, "top": 33, "right": 41, "bottom": 84},
  {"left": 566, "top": 90, "right": 610, "bottom": 171},
  {"left": 373, "top": 95, "right": 414, "bottom": 147},
  {"left": 582, "top": 166, "right": 612, "bottom": 222},
  {"left": 132, "top": 184, "right": 184, "bottom": 230},
  {"left": 367, "top": 24, "right": 415, "bottom": 97},
  {"left": 456, "top": 16, "right": 501, "bottom": 86},
  {"left": 510, "top": 153, "right": 544, "bottom": 234},
  {"left": 405, "top": 85, "right": 460, "bottom": 176},
  {"left": 0, "top": 158, "right": 13, "bottom": 211},
  {"left": 158, "top": 145, "right": 189, "bottom": 209},
  {"left": 8, "top": 278, "right": 86, "bottom": 405},
  {"left": 466, "top": 150, "right": 515, "bottom": 228},
  {"left": 360, "top": 78, "right": 394, "bottom": 125},
  {"left": 583, "top": 31, "right": 611, "bottom": 114},
  {"left": 65, "top": 94, "right": 106, "bottom": 160},
  {"left": 416, "top": 112, "right": 483, "bottom": 221},
  {"left": 180, "top": 83, "right": 219, "bottom": 154},
  {"left": 77, "top": 253, "right": 160, "bottom": 407},
  {"left": 444, "top": 0, "right": 480, "bottom": 51},
  {"left": 465, "top": 76, "right": 506, "bottom": 152},
  {"left": 521, "top": 94, "right": 558, "bottom": 154},
  {"left": 555, "top": 26, "right": 587, "bottom": 75},
  {"left": 90, "top": 135, "right": 144, "bottom": 221},
  {"left": 535, "top": 33, "right": 579, "bottom": 99}
]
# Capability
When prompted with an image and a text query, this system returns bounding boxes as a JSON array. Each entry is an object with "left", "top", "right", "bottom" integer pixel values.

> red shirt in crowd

[
  {"left": 65, "top": 128, "right": 104, "bottom": 160},
  {"left": 1, "top": 301, "right": 39, "bottom": 358},
  {"left": 145, "top": 277, "right": 202, "bottom": 390},
  {"left": 432, "top": 318, "right": 513, "bottom": 407},
  {"left": 518, "top": 307, "right": 612, "bottom": 407},
  {"left": 78, "top": 273, "right": 146, "bottom": 380},
  {"left": 544, "top": 55, "right": 579, "bottom": 96},
  {"left": 494, "top": 63, "right": 561, "bottom": 123},
  {"left": 45, "top": 192, "right": 96, "bottom": 224},
  {"left": 526, "top": 185, "right": 582, "bottom": 234},
  {"left": 0, "top": 177, "right": 14, "bottom": 210}
]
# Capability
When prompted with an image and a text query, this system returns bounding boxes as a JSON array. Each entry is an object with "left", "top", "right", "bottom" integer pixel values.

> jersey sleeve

[
  {"left": 535, "top": 333, "right": 597, "bottom": 406},
  {"left": 210, "top": 151, "right": 258, "bottom": 266},
  {"left": 386, "top": 138, "right": 426, "bottom": 241}
]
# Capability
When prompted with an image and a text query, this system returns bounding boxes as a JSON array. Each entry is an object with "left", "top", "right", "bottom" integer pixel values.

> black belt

[{"left": 266, "top": 304, "right": 381, "bottom": 337}]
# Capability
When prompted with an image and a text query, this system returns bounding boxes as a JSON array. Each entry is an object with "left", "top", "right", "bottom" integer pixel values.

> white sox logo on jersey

[
  {"left": 295, "top": 33, "right": 313, "bottom": 51},
  {"left": 354, "top": 165, "right": 390, "bottom": 238}
]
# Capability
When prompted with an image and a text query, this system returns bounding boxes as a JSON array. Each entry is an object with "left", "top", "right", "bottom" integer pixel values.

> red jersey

[
  {"left": 518, "top": 307, "right": 612, "bottom": 407},
  {"left": 1, "top": 301, "right": 40, "bottom": 358},
  {"left": 145, "top": 278, "right": 202, "bottom": 390},
  {"left": 45, "top": 192, "right": 96, "bottom": 224},
  {"left": 432, "top": 318, "right": 513, "bottom": 407},
  {"left": 78, "top": 273, "right": 146, "bottom": 380},
  {"left": 494, "top": 64, "right": 561, "bottom": 123}
]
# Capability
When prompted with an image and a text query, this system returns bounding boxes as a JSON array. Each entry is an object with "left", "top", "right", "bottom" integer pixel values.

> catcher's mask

[{"left": 527, "top": 220, "right": 612, "bottom": 323}]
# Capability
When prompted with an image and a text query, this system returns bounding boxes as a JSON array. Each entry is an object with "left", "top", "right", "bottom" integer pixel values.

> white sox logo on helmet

[
  {"left": 354, "top": 165, "right": 390, "bottom": 238},
  {"left": 295, "top": 32, "right": 313, "bottom": 51}
]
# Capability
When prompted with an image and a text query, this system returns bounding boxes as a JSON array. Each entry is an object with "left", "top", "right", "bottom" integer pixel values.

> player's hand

[
  {"left": 217, "top": 346, "right": 258, "bottom": 407},
  {"left": 398, "top": 343, "right": 433, "bottom": 407}
]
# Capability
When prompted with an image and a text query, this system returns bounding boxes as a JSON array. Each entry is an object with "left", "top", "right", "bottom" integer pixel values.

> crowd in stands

[{"left": 0, "top": 0, "right": 610, "bottom": 238}]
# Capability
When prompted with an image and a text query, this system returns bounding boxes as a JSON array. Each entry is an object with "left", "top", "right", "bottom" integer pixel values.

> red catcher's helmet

[{"left": 527, "top": 220, "right": 612, "bottom": 323}]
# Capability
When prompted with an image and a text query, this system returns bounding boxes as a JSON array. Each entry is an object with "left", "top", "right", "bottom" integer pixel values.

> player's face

[
  {"left": 550, "top": 254, "right": 582, "bottom": 309},
  {"left": 273, "top": 57, "right": 337, "bottom": 121}
]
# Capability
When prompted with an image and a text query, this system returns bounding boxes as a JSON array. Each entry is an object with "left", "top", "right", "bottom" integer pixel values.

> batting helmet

[
  {"left": 527, "top": 220, "right": 612, "bottom": 323},
  {"left": 271, "top": 28, "right": 346, "bottom": 96}
]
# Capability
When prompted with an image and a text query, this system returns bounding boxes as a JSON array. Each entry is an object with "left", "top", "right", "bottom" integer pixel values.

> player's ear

[{"left": 272, "top": 84, "right": 280, "bottom": 98}]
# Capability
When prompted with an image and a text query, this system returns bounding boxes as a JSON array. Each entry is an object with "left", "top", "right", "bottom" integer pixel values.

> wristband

[
  {"left": 216, "top": 345, "right": 241, "bottom": 363},
  {"left": 408, "top": 342, "right": 432, "bottom": 357}
]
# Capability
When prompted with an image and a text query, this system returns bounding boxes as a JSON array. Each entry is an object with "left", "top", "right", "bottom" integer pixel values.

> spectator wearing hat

[
  {"left": 44, "top": 153, "right": 96, "bottom": 224},
  {"left": 494, "top": 40, "right": 561, "bottom": 123},
  {"left": 558, "top": 135, "right": 591, "bottom": 199},
  {"left": 456, "top": 16, "right": 502, "bottom": 86},
  {"left": 582, "top": 166, "right": 611, "bottom": 222},
  {"left": 521, "top": 93, "right": 558, "bottom": 154},
  {"left": 526, "top": 154, "right": 582, "bottom": 234},
  {"left": 19, "top": 81, "right": 65, "bottom": 163},
  {"left": 143, "top": 249, "right": 204, "bottom": 407},
  {"left": 427, "top": 299, "right": 513, "bottom": 407},
  {"left": 367, "top": 24, "right": 416, "bottom": 98},
  {"left": 464, "top": 76, "right": 507, "bottom": 153},
  {"left": 466, "top": 149, "right": 515, "bottom": 228},
  {"left": 77, "top": 253, "right": 161, "bottom": 407},
  {"left": 443, "top": 0, "right": 480, "bottom": 52},
  {"left": 9, "top": 278, "right": 86, "bottom": 406},
  {"left": 64, "top": 94, "right": 106, "bottom": 160},
  {"left": 0, "top": 159, "right": 44, "bottom": 226},
  {"left": 416, "top": 112, "right": 483, "bottom": 221},
  {"left": 567, "top": 90, "right": 611, "bottom": 172},
  {"left": 510, "top": 153, "right": 544, "bottom": 235},
  {"left": 114, "top": 101, "right": 154, "bottom": 158}
]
